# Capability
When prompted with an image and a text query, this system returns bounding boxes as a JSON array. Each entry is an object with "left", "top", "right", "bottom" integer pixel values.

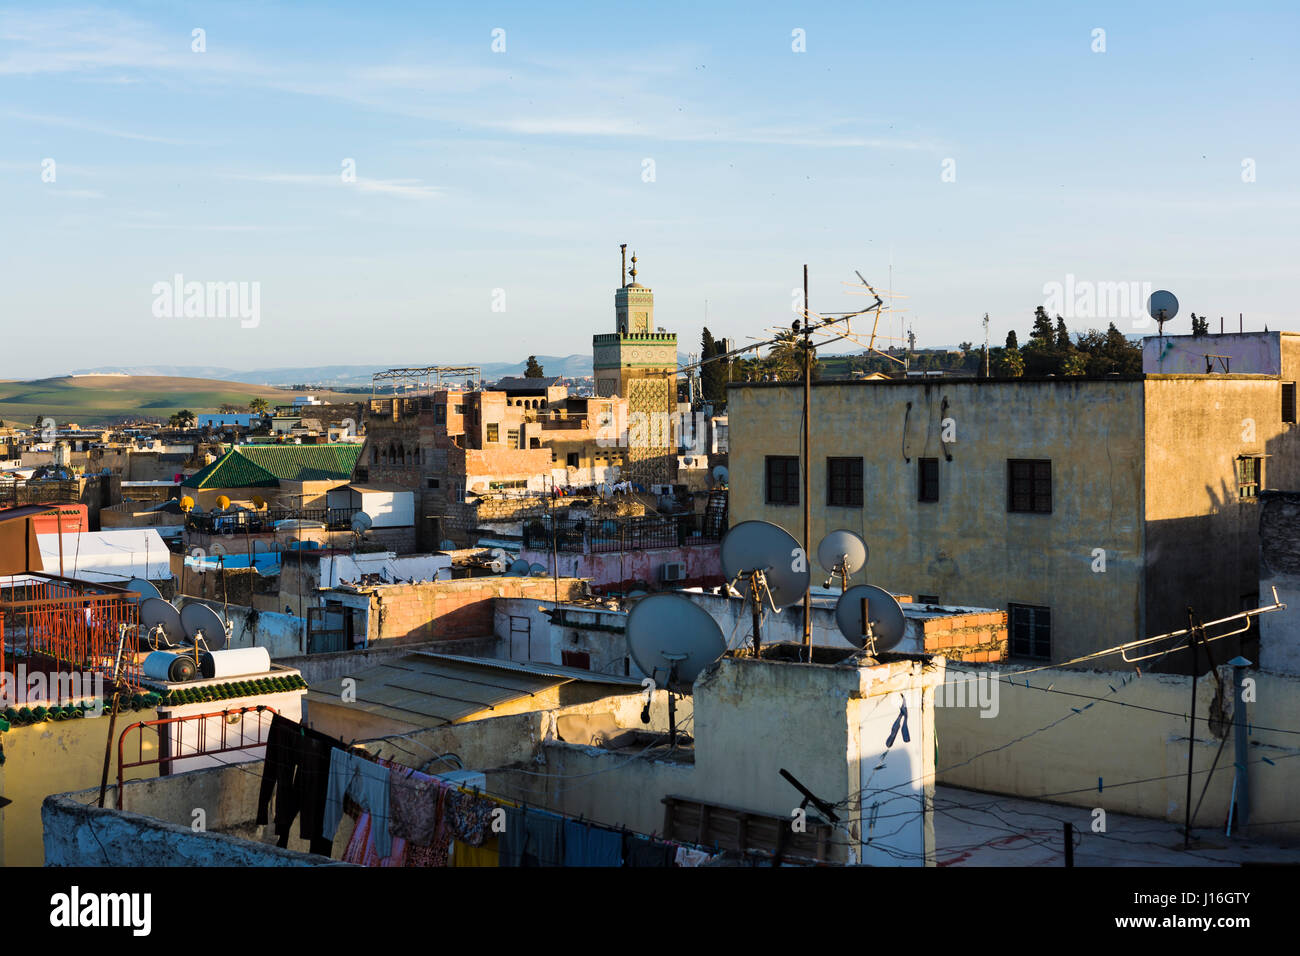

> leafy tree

[
  {"left": 768, "top": 329, "right": 816, "bottom": 381},
  {"left": 524, "top": 356, "right": 545, "bottom": 378},
  {"left": 1030, "top": 306, "right": 1055, "bottom": 347},
  {"left": 169, "top": 409, "right": 195, "bottom": 428},
  {"left": 1005, "top": 330, "right": 1019, "bottom": 351},
  {"left": 1190, "top": 313, "right": 1210, "bottom": 337},
  {"left": 959, "top": 341, "right": 973, "bottom": 353},
  {"left": 1055, "top": 317, "right": 1071, "bottom": 351},
  {"left": 249, "top": 397, "right": 270, "bottom": 414},
  {"left": 700, "top": 327, "right": 729, "bottom": 402},
  {"left": 999, "top": 347, "right": 1025, "bottom": 378},
  {"left": 1062, "top": 352, "right": 1089, "bottom": 376}
]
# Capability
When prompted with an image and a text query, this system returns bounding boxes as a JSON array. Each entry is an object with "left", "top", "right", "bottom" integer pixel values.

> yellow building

[{"left": 727, "top": 368, "right": 1300, "bottom": 666}]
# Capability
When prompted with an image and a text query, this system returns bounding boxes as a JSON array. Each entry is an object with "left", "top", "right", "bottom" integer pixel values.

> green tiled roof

[{"left": 183, "top": 444, "right": 362, "bottom": 489}]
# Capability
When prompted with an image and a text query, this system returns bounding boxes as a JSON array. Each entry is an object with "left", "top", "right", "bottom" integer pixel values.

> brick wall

[
  {"left": 367, "top": 576, "right": 587, "bottom": 644},
  {"left": 919, "top": 611, "right": 1009, "bottom": 662}
]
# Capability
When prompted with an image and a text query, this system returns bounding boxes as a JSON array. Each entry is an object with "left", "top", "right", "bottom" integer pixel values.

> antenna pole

[
  {"left": 983, "top": 313, "right": 990, "bottom": 378},
  {"left": 750, "top": 573, "right": 763, "bottom": 658},
  {"left": 1183, "top": 607, "right": 1200, "bottom": 849},
  {"left": 802, "top": 264, "right": 812, "bottom": 653}
]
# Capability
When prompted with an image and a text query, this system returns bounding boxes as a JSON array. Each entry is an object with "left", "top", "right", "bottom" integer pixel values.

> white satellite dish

[
  {"left": 712, "top": 465, "right": 729, "bottom": 485},
  {"left": 817, "top": 530, "right": 868, "bottom": 589},
  {"left": 625, "top": 593, "right": 726, "bottom": 745},
  {"left": 351, "top": 511, "right": 373, "bottom": 533},
  {"left": 1147, "top": 290, "right": 1179, "bottom": 335},
  {"left": 720, "top": 520, "right": 810, "bottom": 657}
]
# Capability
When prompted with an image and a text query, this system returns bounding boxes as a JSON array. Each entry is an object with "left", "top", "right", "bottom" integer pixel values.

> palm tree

[
  {"left": 169, "top": 409, "right": 195, "bottom": 428},
  {"left": 248, "top": 397, "right": 269, "bottom": 414},
  {"left": 768, "top": 330, "right": 816, "bottom": 381}
]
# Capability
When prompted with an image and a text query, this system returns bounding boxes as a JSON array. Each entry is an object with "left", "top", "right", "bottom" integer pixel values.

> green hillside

[{"left": 0, "top": 375, "right": 360, "bottom": 426}]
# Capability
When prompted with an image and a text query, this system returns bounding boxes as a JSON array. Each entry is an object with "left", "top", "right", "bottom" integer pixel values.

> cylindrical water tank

[
  {"left": 142, "top": 651, "right": 197, "bottom": 683},
  {"left": 202, "top": 647, "right": 273, "bottom": 679}
]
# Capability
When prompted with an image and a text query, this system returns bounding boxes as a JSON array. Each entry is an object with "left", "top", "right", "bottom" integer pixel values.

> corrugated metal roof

[
  {"left": 306, "top": 653, "right": 570, "bottom": 727},
  {"left": 419, "top": 653, "right": 643, "bottom": 686}
]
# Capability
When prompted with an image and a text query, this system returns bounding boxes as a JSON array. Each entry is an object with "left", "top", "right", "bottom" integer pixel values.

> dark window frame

[
  {"left": 826, "top": 457, "right": 864, "bottom": 508},
  {"left": 918, "top": 458, "right": 939, "bottom": 503},
  {"left": 566, "top": 452, "right": 580, "bottom": 468},
  {"left": 1236, "top": 456, "right": 1261, "bottom": 500},
  {"left": 1283, "top": 383, "right": 1296, "bottom": 424},
  {"left": 765, "top": 455, "right": 800, "bottom": 506},
  {"left": 1007, "top": 459, "right": 1052, "bottom": 514},
  {"left": 1009, "top": 603, "right": 1051, "bottom": 660}
]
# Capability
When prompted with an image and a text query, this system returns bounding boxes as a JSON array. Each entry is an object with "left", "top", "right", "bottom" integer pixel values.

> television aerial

[
  {"left": 720, "top": 520, "right": 810, "bottom": 656},
  {"left": 1147, "top": 290, "right": 1179, "bottom": 337},
  {"left": 834, "top": 584, "right": 906, "bottom": 656},
  {"left": 817, "top": 529, "right": 868, "bottom": 591},
  {"left": 625, "top": 592, "right": 726, "bottom": 745}
]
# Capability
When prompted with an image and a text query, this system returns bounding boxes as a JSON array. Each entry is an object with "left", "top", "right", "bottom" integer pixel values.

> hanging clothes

[
  {"left": 343, "top": 760, "right": 453, "bottom": 867},
  {"left": 451, "top": 836, "right": 500, "bottom": 867},
  {"left": 501, "top": 806, "right": 565, "bottom": 867},
  {"left": 444, "top": 789, "right": 498, "bottom": 846},
  {"left": 674, "top": 846, "right": 711, "bottom": 867},
  {"left": 389, "top": 771, "right": 443, "bottom": 845},
  {"left": 255, "top": 714, "right": 337, "bottom": 856},
  {"left": 322, "top": 748, "right": 393, "bottom": 858},
  {"left": 563, "top": 819, "right": 623, "bottom": 867},
  {"left": 623, "top": 833, "right": 675, "bottom": 867}
]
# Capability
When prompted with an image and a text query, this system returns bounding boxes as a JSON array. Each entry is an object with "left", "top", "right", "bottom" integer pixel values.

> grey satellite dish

[
  {"left": 126, "top": 577, "right": 162, "bottom": 604},
  {"left": 139, "top": 597, "right": 183, "bottom": 650},
  {"left": 1147, "top": 290, "right": 1179, "bottom": 334},
  {"left": 817, "top": 529, "right": 868, "bottom": 583},
  {"left": 626, "top": 593, "right": 726, "bottom": 687},
  {"left": 180, "top": 602, "right": 229, "bottom": 651},
  {"left": 720, "top": 520, "right": 809, "bottom": 609},
  {"left": 712, "top": 465, "right": 729, "bottom": 485},
  {"left": 351, "top": 511, "right": 373, "bottom": 533},
  {"left": 507, "top": 558, "right": 531, "bottom": 577},
  {"left": 835, "top": 585, "right": 907, "bottom": 653},
  {"left": 529, "top": 563, "right": 548, "bottom": 576}
]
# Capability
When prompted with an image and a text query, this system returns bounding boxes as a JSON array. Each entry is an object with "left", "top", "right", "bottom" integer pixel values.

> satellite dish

[
  {"left": 251, "top": 495, "right": 267, "bottom": 510},
  {"left": 817, "top": 530, "right": 868, "bottom": 576},
  {"left": 720, "top": 520, "right": 809, "bottom": 609},
  {"left": 1147, "top": 290, "right": 1179, "bottom": 334},
  {"left": 139, "top": 597, "right": 183, "bottom": 650},
  {"left": 180, "top": 602, "right": 229, "bottom": 651},
  {"left": 351, "top": 511, "right": 373, "bottom": 533},
  {"left": 179, "top": 496, "right": 195, "bottom": 513},
  {"left": 125, "top": 577, "right": 162, "bottom": 604},
  {"left": 507, "top": 558, "right": 531, "bottom": 577},
  {"left": 625, "top": 593, "right": 726, "bottom": 687},
  {"left": 529, "top": 563, "right": 548, "bottom": 576},
  {"left": 835, "top": 585, "right": 907, "bottom": 653},
  {"left": 215, "top": 495, "right": 231, "bottom": 511},
  {"left": 712, "top": 465, "right": 729, "bottom": 485}
]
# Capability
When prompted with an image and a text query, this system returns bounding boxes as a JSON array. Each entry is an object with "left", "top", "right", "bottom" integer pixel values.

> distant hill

[
  {"left": 71, "top": 354, "right": 599, "bottom": 387},
  {"left": 0, "top": 376, "right": 360, "bottom": 426}
]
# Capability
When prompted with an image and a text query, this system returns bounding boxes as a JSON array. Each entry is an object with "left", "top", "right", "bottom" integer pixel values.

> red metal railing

[
  {"left": 116, "top": 705, "right": 280, "bottom": 808},
  {"left": 1, "top": 574, "right": 142, "bottom": 702}
]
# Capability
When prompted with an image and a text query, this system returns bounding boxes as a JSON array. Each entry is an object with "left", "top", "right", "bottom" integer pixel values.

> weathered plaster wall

[{"left": 729, "top": 379, "right": 1148, "bottom": 665}]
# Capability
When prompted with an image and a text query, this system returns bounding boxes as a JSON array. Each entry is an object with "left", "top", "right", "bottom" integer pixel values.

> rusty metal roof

[{"left": 417, "top": 653, "right": 643, "bottom": 687}]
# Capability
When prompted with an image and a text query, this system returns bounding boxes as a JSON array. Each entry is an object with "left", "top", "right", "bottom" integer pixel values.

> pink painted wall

[{"left": 520, "top": 544, "right": 722, "bottom": 592}]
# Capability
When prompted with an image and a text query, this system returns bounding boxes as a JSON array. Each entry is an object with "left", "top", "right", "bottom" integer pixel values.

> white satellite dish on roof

[{"left": 351, "top": 511, "right": 373, "bottom": 533}]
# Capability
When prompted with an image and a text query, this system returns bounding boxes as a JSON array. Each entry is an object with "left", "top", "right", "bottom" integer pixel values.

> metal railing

[
  {"left": 184, "top": 506, "right": 359, "bottom": 534},
  {"left": 116, "top": 705, "right": 280, "bottom": 808},
  {"left": 523, "top": 513, "right": 720, "bottom": 554}
]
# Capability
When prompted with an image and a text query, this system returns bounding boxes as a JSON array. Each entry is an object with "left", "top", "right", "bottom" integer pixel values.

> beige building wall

[{"left": 728, "top": 379, "right": 1148, "bottom": 665}]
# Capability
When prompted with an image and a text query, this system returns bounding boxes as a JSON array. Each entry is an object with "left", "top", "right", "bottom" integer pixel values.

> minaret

[{"left": 614, "top": 250, "right": 654, "bottom": 335}]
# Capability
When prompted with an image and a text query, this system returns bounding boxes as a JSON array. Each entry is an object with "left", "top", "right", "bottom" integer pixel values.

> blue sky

[{"left": 1, "top": 1, "right": 1296, "bottom": 378}]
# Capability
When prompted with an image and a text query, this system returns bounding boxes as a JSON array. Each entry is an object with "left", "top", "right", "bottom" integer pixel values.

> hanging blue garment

[{"left": 563, "top": 820, "right": 623, "bottom": 867}]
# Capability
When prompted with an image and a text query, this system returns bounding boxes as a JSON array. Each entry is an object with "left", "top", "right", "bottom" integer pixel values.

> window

[
  {"left": 1236, "top": 456, "right": 1261, "bottom": 500},
  {"left": 566, "top": 452, "right": 580, "bottom": 468},
  {"left": 1007, "top": 459, "right": 1052, "bottom": 513},
  {"left": 486, "top": 423, "right": 499, "bottom": 443},
  {"left": 426, "top": 477, "right": 440, "bottom": 489},
  {"left": 453, "top": 404, "right": 464, "bottom": 415},
  {"left": 1009, "top": 603, "right": 1051, "bottom": 659},
  {"left": 827, "top": 457, "right": 863, "bottom": 508},
  {"left": 435, "top": 405, "right": 446, "bottom": 424},
  {"left": 561, "top": 650, "right": 591, "bottom": 670},
  {"left": 1284, "top": 383, "right": 1296, "bottom": 424},
  {"left": 507, "top": 428, "right": 520, "bottom": 448},
  {"left": 765, "top": 456, "right": 800, "bottom": 506},
  {"left": 917, "top": 594, "right": 939, "bottom": 605},
  {"left": 918, "top": 458, "right": 939, "bottom": 502}
]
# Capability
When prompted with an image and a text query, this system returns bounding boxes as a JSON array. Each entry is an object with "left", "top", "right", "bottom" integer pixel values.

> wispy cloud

[
  {"left": 227, "top": 172, "right": 443, "bottom": 200},
  {"left": 6, "top": 110, "right": 197, "bottom": 145}
]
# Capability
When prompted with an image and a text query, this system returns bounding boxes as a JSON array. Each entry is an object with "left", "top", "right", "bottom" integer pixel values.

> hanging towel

[
  {"left": 502, "top": 807, "right": 566, "bottom": 867},
  {"left": 563, "top": 820, "right": 623, "bottom": 867},
  {"left": 322, "top": 748, "right": 393, "bottom": 858}
]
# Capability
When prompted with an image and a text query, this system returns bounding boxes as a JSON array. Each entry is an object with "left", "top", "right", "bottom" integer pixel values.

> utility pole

[
  {"left": 983, "top": 313, "right": 990, "bottom": 378},
  {"left": 802, "top": 264, "right": 812, "bottom": 652}
]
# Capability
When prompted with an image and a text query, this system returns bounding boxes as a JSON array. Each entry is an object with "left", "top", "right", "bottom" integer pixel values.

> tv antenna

[
  {"left": 721, "top": 520, "right": 810, "bottom": 657},
  {"left": 835, "top": 584, "right": 906, "bottom": 657},
  {"left": 817, "top": 529, "right": 868, "bottom": 592},
  {"left": 625, "top": 593, "right": 726, "bottom": 746}
]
